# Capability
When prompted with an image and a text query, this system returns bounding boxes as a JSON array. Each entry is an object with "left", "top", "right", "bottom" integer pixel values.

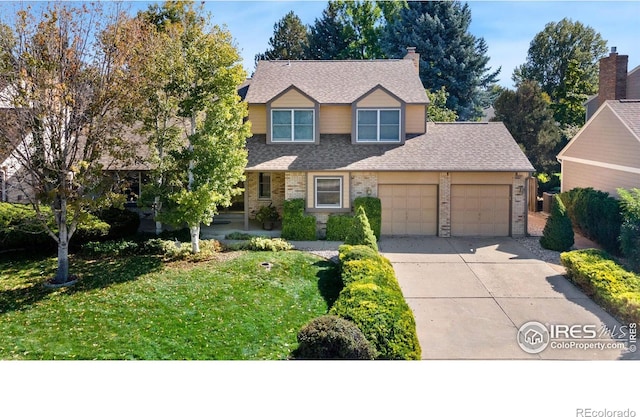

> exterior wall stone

[
  {"left": 438, "top": 172, "right": 451, "bottom": 237},
  {"left": 285, "top": 171, "right": 306, "bottom": 200},
  {"left": 351, "top": 171, "right": 378, "bottom": 201},
  {"left": 511, "top": 174, "right": 528, "bottom": 237},
  {"left": 246, "top": 171, "right": 286, "bottom": 219}
]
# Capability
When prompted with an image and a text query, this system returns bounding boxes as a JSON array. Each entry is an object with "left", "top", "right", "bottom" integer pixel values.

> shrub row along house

[
  {"left": 1, "top": 48, "right": 536, "bottom": 238},
  {"left": 241, "top": 49, "right": 534, "bottom": 237},
  {"left": 558, "top": 48, "right": 640, "bottom": 198}
]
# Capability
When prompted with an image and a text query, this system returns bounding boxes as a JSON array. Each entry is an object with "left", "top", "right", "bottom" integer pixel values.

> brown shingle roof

[
  {"left": 245, "top": 60, "right": 429, "bottom": 105},
  {"left": 607, "top": 99, "right": 640, "bottom": 139},
  {"left": 246, "top": 122, "right": 534, "bottom": 172}
]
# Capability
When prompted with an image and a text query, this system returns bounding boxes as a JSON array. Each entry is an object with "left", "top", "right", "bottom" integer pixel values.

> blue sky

[
  {"left": 185, "top": 0, "right": 640, "bottom": 89},
  {"left": 6, "top": 1, "right": 640, "bottom": 88}
]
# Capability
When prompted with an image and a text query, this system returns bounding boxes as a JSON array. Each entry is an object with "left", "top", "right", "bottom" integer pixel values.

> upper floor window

[
  {"left": 356, "top": 109, "right": 400, "bottom": 142},
  {"left": 271, "top": 109, "right": 314, "bottom": 142}
]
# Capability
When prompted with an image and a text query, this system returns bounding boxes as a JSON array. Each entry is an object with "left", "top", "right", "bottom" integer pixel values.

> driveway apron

[{"left": 379, "top": 237, "right": 639, "bottom": 360}]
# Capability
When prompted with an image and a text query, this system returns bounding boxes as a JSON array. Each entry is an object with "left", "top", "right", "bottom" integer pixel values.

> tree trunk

[
  {"left": 190, "top": 224, "right": 200, "bottom": 254},
  {"left": 154, "top": 195, "right": 162, "bottom": 235},
  {"left": 188, "top": 112, "right": 200, "bottom": 254},
  {"left": 54, "top": 199, "right": 70, "bottom": 284}
]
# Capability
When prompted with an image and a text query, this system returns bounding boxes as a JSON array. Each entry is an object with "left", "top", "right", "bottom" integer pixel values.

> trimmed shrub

[
  {"left": 281, "top": 199, "right": 317, "bottom": 241},
  {"left": 330, "top": 280, "right": 421, "bottom": 360},
  {"left": 244, "top": 237, "right": 293, "bottom": 252},
  {"left": 80, "top": 239, "right": 139, "bottom": 257},
  {"left": 540, "top": 194, "right": 574, "bottom": 252},
  {"left": 292, "top": 315, "right": 377, "bottom": 360},
  {"left": 338, "top": 244, "right": 380, "bottom": 264},
  {"left": 618, "top": 188, "right": 640, "bottom": 271},
  {"left": 341, "top": 258, "right": 400, "bottom": 291},
  {"left": 0, "top": 202, "right": 109, "bottom": 251},
  {"left": 344, "top": 206, "right": 378, "bottom": 252},
  {"left": 329, "top": 244, "right": 421, "bottom": 360},
  {"left": 354, "top": 197, "right": 381, "bottom": 240},
  {"left": 95, "top": 207, "right": 140, "bottom": 240},
  {"left": 561, "top": 249, "right": 640, "bottom": 324},
  {"left": 560, "top": 188, "right": 622, "bottom": 253},
  {"left": 325, "top": 214, "right": 353, "bottom": 241}
]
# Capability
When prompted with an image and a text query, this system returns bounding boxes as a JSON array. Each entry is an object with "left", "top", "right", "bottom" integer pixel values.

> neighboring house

[
  {"left": 558, "top": 48, "right": 640, "bottom": 197},
  {"left": 242, "top": 49, "right": 535, "bottom": 237},
  {"left": 557, "top": 100, "right": 640, "bottom": 197},
  {"left": 584, "top": 48, "right": 640, "bottom": 121}
]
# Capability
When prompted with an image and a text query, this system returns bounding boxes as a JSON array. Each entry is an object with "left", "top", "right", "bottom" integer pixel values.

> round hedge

[{"left": 293, "top": 315, "right": 377, "bottom": 360}]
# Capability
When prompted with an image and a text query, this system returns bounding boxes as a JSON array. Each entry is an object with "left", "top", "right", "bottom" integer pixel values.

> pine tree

[
  {"left": 382, "top": 1, "right": 499, "bottom": 120},
  {"left": 345, "top": 206, "right": 378, "bottom": 252},
  {"left": 256, "top": 11, "right": 308, "bottom": 62},
  {"left": 540, "top": 195, "right": 574, "bottom": 252},
  {"left": 306, "top": 2, "right": 354, "bottom": 60}
]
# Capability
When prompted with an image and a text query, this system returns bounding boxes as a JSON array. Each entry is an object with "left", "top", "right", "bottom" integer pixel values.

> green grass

[{"left": 0, "top": 251, "right": 341, "bottom": 360}]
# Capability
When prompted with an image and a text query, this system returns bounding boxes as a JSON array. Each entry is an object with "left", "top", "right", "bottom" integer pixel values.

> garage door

[
  {"left": 379, "top": 184, "right": 438, "bottom": 235},
  {"left": 451, "top": 185, "right": 510, "bottom": 236}
]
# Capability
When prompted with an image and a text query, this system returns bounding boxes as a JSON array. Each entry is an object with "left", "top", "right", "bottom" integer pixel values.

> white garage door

[
  {"left": 451, "top": 185, "right": 510, "bottom": 236},
  {"left": 379, "top": 184, "right": 438, "bottom": 235}
]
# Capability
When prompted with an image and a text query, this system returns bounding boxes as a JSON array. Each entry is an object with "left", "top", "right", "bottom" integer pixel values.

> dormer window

[
  {"left": 271, "top": 109, "right": 315, "bottom": 142},
  {"left": 356, "top": 109, "right": 401, "bottom": 142}
]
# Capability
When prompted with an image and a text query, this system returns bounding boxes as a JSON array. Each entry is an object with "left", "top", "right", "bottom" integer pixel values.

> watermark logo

[
  {"left": 517, "top": 321, "right": 550, "bottom": 353},
  {"left": 517, "top": 321, "right": 636, "bottom": 354}
]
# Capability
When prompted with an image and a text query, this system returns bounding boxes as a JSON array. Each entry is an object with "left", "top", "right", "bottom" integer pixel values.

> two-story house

[{"left": 241, "top": 49, "right": 534, "bottom": 237}]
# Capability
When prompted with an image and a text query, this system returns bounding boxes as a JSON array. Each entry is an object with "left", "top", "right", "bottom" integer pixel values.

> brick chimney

[
  {"left": 404, "top": 47, "right": 420, "bottom": 74},
  {"left": 598, "top": 47, "right": 628, "bottom": 107}
]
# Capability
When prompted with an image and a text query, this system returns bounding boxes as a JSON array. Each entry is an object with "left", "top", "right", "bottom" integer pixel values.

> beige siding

[
  {"left": 451, "top": 172, "right": 515, "bottom": 185},
  {"left": 271, "top": 89, "right": 314, "bottom": 107},
  {"left": 248, "top": 104, "right": 266, "bottom": 134},
  {"left": 379, "top": 184, "right": 438, "bottom": 235},
  {"left": 562, "top": 160, "right": 640, "bottom": 197},
  {"left": 562, "top": 106, "right": 640, "bottom": 169},
  {"left": 378, "top": 172, "right": 439, "bottom": 185},
  {"left": 405, "top": 104, "right": 426, "bottom": 134},
  {"left": 357, "top": 89, "right": 400, "bottom": 107},
  {"left": 319, "top": 105, "right": 351, "bottom": 134},
  {"left": 628, "top": 68, "right": 640, "bottom": 99},
  {"left": 451, "top": 185, "right": 510, "bottom": 236}
]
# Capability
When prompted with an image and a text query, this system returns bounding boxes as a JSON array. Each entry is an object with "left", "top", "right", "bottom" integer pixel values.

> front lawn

[{"left": 0, "top": 250, "right": 341, "bottom": 359}]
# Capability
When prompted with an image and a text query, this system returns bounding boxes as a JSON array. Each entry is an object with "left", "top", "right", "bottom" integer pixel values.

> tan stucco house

[
  {"left": 242, "top": 50, "right": 535, "bottom": 237},
  {"left": 558, "top": 49, "right": 640, "bottom": 198}
]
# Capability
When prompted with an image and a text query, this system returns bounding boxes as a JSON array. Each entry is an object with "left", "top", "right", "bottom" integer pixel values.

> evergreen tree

[
  {"left": 382, "top": 1, "right": 499, "bottom": 120},
  {"left": 492, "top": 80, "right": 562, "bottom": 173},
  {"left": 540, "top": 194, "right": 574, "bottom": 252},
  {"left": 306, "top": 2, "right": 354, "bottom": 60},
  {"left": 256, "top": 11, "right": 308, "bottom": 62},
  {"left": 345, "top": 206, "right": 378, "bottom": 252}
]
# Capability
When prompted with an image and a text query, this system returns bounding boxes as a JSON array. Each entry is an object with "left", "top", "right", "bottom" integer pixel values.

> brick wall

[
  {"left": 351, "top": 171, "right": 378, "bottom": 200},
  {"left": 438, "top": 172, "right": 451, "bottom": 237},
  {"left": 246, "top": 171, "right": 286, "bottom": 219},
  {"left": 285, "top": 171, "right": 306, "bottom": 200},
  {"left": 511, "top": 175, "right": 527, "bottom": 237},
  {"left": 598, "top": 51, "right": 628, "bottom": 107}
]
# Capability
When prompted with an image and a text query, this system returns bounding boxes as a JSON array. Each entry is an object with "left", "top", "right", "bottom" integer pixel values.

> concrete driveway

[{"left": 379, "top": 237, "right": 639, "bottom": 360}]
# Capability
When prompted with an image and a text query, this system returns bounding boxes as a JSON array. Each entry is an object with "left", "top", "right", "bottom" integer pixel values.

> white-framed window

[
  {"left": 271, "top": 109, "right": 314, "bottom": 142},
  {"left": 258, "top": 172, "right": 271, "bottom": 199},
  {"left": 356, "top": 109, "right": 401, "bottom": 142},
  {"left": 315, "top": 177, "right": 342, "bottom": 209}
]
